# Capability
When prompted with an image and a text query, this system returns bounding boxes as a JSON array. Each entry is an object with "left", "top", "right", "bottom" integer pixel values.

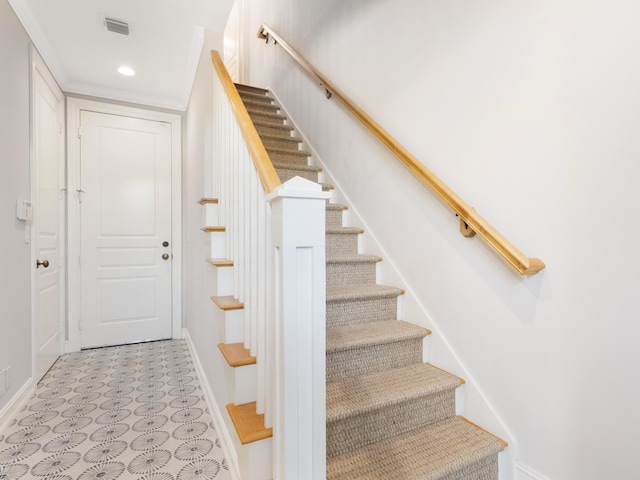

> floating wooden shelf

[
  {"left": 205, "top": 258, "right": 233, "bottom": 267},
  {"left": 211, "top": 295, "right": 244, "bottom": 311},
  {"left": 227, "top": 402, "right": 272, "bottom": 445},
  {"left": 198, "top": 197, "right": 219, "bottom": 205},
  {"left": 218, "top": 342, "right": 256, "bottom": 367}
]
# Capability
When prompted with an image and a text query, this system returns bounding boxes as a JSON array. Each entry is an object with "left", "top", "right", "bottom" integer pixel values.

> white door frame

[
  {"left": 66, "top": 97, "right": 182, "bottom": 352},
  {"left": 30, "top": 47, "right": 65, "bottom": 377}
]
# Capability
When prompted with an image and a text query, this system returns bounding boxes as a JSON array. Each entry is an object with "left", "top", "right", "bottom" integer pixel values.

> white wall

[
  {"left": 240, "top": 1, "right": 640, "bottom": 478},
  {"left": 182, "top": 28, "right": 230, "bottom": 419},
  {"left": 0, "top": 0, "right": 36, "bottom": 415}
]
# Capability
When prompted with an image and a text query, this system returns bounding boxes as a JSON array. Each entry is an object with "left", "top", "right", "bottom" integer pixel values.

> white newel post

[{"left": 267, "top": 177, "right": 330, "bottom": 480}]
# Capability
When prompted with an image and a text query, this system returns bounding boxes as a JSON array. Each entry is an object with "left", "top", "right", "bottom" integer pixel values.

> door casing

[{"left": 66, "top": 97, "right": 182, "bottom": 352}]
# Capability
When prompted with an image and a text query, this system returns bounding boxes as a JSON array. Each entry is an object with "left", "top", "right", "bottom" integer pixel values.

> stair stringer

[
  {"left": 268, "top": 88, "right": 518, "bottom": 480},
  {"left": 202, "top": 203, "right": 273, "bottom": 480}
]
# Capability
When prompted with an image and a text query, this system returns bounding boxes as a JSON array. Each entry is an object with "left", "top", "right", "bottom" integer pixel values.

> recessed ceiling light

[{"left": 118, "top": 66, "right": 135, "bottom": 76}]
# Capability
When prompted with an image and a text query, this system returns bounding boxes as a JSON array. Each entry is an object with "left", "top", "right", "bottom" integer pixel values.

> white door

[
  {"left": 33, "top": 55, "right": 65, "bottom": 381},
  {"left": 79, "top": 111, "right": 173, "bottom": 348}
]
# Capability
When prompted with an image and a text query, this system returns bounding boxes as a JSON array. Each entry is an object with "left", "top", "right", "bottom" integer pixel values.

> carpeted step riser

[
  {"left": 327, "top": 296, "right": 397, "bottom": 327},
  {"left": 326, "top": 209, "right": 344, "bottom": 229},
  {"left": 327, "top": 338, "right": 423, "bottom": 383},
  {"left": 439, "top": 456, "right": 499, "bottom": 480},
  {"left": 262, "top": 138, "right": 302, "bottom": 152},
  {"left": 255, "top": 124, "right": 294, "bottom": 138},
  {"left": 326, "top": 233, "right": 359, "bottom": 256},
  {"left": 275, "top": 167, "right": 318, "bottom": 183},
  {"left": 327, "top": 262, "right": 377, "bottom": 286},
  {"left": 327, "top": 389, "right": 457, "bottom": 458}
]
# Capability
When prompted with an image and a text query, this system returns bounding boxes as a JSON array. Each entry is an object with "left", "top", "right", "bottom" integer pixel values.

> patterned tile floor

[{"left": 0, "top": 340, "right": 232, "bottom": 480}]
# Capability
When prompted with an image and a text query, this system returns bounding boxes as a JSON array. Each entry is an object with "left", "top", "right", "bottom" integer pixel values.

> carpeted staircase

[{"left": 235, "top": 83, "right": 506, "bottom": 480}]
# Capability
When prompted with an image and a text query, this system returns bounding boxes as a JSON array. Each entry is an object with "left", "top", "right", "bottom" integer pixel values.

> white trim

[
  {"left": 0, "top": 378, "right": 36, "bottom": 436},
  {"left": 183, "top": 329, "right": 240, "bottom": 480},
  {"left": 515, "top": 462, "right": 551, "bottom": 480},
  {"left": 8, "top": 0, "right": 68, "bottom": 87},
  {"left": 63, "top": 81, "right": 188, "bottom": 112},
  {"left": 66, "top": 97, "right": 182, "bottom": 352}
]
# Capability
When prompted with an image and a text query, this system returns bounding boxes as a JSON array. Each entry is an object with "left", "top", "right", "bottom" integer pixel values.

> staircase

[{"left": 223, "top": 83, "right": 506, "bottom": 479}]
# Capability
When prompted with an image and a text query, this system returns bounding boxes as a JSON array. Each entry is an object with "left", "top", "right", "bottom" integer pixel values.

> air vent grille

[{"left": 104, "top": 18, "right": 129, "bottom": 36}]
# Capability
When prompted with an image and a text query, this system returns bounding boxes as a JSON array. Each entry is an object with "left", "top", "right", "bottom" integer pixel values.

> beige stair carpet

[{"left": 237, "top": 83, "right": 505, "bottom": 480}]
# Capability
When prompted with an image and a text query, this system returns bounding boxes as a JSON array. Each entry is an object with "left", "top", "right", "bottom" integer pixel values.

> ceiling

[{"left": 9, "top": 0, "right": 234, "bottom": 111}]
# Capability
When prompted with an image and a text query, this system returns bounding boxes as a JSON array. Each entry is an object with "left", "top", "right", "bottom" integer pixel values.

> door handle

[
  {"left": 162, "top": 253, "right": 170, "bottom": 260},
  {"left": 37, "top": 259, "right": 50, "bottom": 268}
]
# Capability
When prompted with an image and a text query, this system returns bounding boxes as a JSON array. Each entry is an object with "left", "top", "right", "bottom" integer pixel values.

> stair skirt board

[{"left": 206, "top": 85, "right": 508, "bottom": 479}]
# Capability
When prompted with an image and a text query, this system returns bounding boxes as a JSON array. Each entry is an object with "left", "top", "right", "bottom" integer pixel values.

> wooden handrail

[
  {"left": 211, "top": 50, "right": 281, "bottom": 194},
  {"left": 257, "top": 24, "right": 545, "bottom": 275}
]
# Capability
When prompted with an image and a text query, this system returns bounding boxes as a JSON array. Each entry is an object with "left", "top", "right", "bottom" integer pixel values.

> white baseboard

[
  {"left": 184, "top": 328, "right": 240, "bottom": 480},
  {"left": 515, "top": 462, "right": 551, "bottom": 480},
  {"left": 0, "top": 377, "right": 36, "bottom": 436}
]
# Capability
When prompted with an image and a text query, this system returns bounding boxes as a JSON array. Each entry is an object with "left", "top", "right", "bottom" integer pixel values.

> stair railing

[
  {"left": 257, "top": 24, "right": 545, "bottom": 276},
  {"left": 211, "top": 50, "right": 328, "bottom": 479}
]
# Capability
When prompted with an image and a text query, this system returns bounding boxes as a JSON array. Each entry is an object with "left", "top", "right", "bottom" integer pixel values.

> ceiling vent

[{"left": 104, "top": 18, "right": 129, "bottom": 36}]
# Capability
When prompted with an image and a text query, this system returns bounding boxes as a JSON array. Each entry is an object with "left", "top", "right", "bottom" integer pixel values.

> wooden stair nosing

[
  {"left": 201, "top": 226, "right": 225, "bottom": 233},
  {"left": 205, "top": 258, "right": 233, "bottom": 267},
  {"left": 211, "top": 295, "right": 244, "bottom": 311},
  {"left": 326, "top": 227, "right": 364, "bottom": 235},
  {"left": 326, "top": 203, "right": 348, "bottom": 212},
  {"left": 218, "top": 342, "right": 256, "bottom": 367},
  {"left": 459, "top": 416, "right": 509, "bottom": 447},
  {"left": 428, "top": 363, "right": 466, "bottom": 385},
  {"left": 226, "top": 402, "right": 273, "bottom": 445},
  {"left": 198, "top": 197, "right": 218, "bottom": 205}
]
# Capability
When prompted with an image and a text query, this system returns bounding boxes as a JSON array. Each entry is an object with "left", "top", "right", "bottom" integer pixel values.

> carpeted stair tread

[
  {"left": 246, "top": 109, "right": 287, "bottom": 122},
  {"left": 272, "top": 162, "right": 322, "bottom": 173},
  {"left": 253, "top": 119, "right": 294, "bottom": 132},
  {"left": 326, "top": 283, "right": 402, "bottom": 302},
  {"left": 326, "top": 254, "right": 381, "bottom": 264},
  {"left": 326, "top": 416, "right": 505, "bottom": 480},
  {"left": 266, "top": 147, "right": 312, "bottom": 158},
  {"left": 326, "top": 319, "right": 427, "bottom": 353},
  {"left": 237, "top": 90, "right": 275, "bottom": 103},
  {"left": 327, "top": 363, "right": 461, "bottom": 422},
  {"left": 240, "top": 98, "right": 279, "bottom": 112},
  {"left": 326, "top": 226, "right": 363, "bottom": 235},
  {"left": 234, "top": 83, "right": 268, "bottom": 95},
  {"left": 260, "top": 133, "right": 303, "bottom": 144}
]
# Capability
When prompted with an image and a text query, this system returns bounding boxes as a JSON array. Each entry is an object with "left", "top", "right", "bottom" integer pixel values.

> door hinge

[{"left": 77, "top": 126, "right": 82, "bottom": 138}]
